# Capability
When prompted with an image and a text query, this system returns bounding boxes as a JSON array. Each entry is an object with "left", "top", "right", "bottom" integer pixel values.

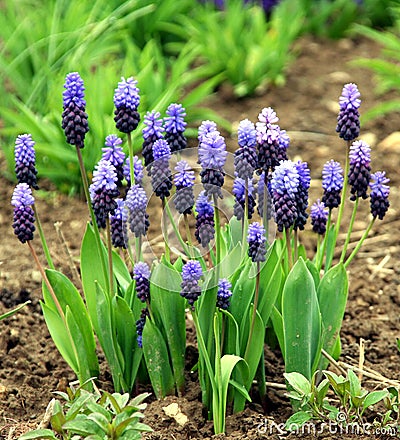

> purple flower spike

[
  {"left": 216, "top": 278, "right": 232, "bottom": 310},
  {"left": 270, "top": 160, "right": 299, "bottom": 196},
  {"left": 270, "top": 160, "right": 299, "bottom": 232},
  {"left": 126, "top": 184, "right": 150, "bottom": 238},
  {"left": 311, "top": 200, "right": 328, "bottom": 235},
  {"left": 348, "top": 140, "right": 371, "bottom": 200},
  {"left": 322, "top": 160, "right": 344, "bottom": 209},
  {"left": 174, "top": 161, "right": 195, "bottom": 215},
  {"left": 150, "top": 139, "right": 172, "bottom": 200},
  {"left": 198, "top": 130, "right": 227, "bottom": 169},
  {"left": 262, "top": 0, "right": 281, "bottom": 14},
  {"left": 89, "top": 160, "right": 119, "bottom": 229},
  {"left": 142, "top": 110, "right": 165, "bottom": 166},
  {"left": 370, "top": 171, "right": 390, "bottom": 220},
  {"left": 233, "top": 177, "right": 256, "bottom": 221},
  {"left": 164, "top": 103, "right": 187, "bottom": 153},
  {"left": 195, "top": 191, "right": 215, "bottom": 248},
  {"left": 256, "top": 107, "right": 285, "bottom": 172},
  {"left": 336, "top": 83, "right": 361, "bottom": 141},
  {"left": 14, "top": 134, "right": 38, "bottom": 189},
  {"left": 235, "top": 119, "right": 258, "bottom": 180},
  {"left": 198, "top": 130, "right": 227, "bottom": 198},
  {"left": 110, "top": 198, "right": 128, "bottom": 249},
  {"left": 113, "top": 77, "right": 140, "bottom": 134},
  {"left": 180, "top": 260, "right": 203, "bottom": 307},
  {"left": 134, "top": 262, "right": 151, "bottom": 302},
  {"left": 62, "top": 72, "right": 89, "bottom": 148},
  {"left": 247, "top": 222, "right": 267, "bottom": 263},
  {"left": 294, "top": 161, "right": 310, "bottom": 231},
  {"left": 102, "top": 134, "right": 126, "bottom": 186},
  {"left": 198, "top": 120, "right": 219, "bottom": 141},
  {"left": 12, "top": 183, "right": 36, "bottom": 243},
  {"left": 124, "top": 156, "right": 144, "bottom": 186},
  {"left": 136, "top": 308, "right": 149, "bottom": 348}
]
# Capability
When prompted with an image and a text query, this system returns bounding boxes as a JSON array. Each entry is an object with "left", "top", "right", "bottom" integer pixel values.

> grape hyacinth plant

[{"left": 11, "top": 75, "right": 391, "bottom": 436}]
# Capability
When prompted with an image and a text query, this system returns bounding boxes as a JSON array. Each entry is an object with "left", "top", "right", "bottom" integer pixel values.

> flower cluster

[
  {"left": 336, "top": 83, "right": 361, "bottom": 141},
  {"left": 113, "top": 77, "right": 140, "bottom": 134},
  {"left": 89, "top": 160, "right": 119, "bottom": 229},
  {"left": 164, "top": 103, "right": 187, "bottom": 153},
  {"left": 14, "top": 134, "right": 38, "bottom": 190},
  {"left": 62, "top": 72, "right": 89, "bottom": 148},
  {"left": 195, "top": 191, "right": 215, "bottom": 248},
  {"left": 180, "top": 260, "right": 203, "bottom": 307},
  {"left": 198, "top": 130, "right": 227, "bottom": 199},
  {"left": 12, "top": 183, "right": 36, "bottom": 243},
  {"left": 174, "top": 160, "right": 195, "bottom": 215}
]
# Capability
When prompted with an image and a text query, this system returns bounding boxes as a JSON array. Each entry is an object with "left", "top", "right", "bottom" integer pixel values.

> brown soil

[{"left": 1, "top": 36, "right": 400, "bottom": 439}]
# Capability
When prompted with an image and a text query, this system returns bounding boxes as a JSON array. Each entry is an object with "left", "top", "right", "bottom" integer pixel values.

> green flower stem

[
  {"left": 127, "top": 132, "right": 143, "bottom": 263},
  {"left": 285, "top": 228, "right": 293, "bottom": 271},
  {"left": 192, "top": 310, "right": 217, "bottom": 415},
  {"left": 127, "top": 132, "right": 135, "bottom": 186},
  {"left": 330, "top": 140, "right": 351, "bottom": 270},
  {"left": 315, "top": 234, "right": 322, "bottom": 269},
  {"left": 106, "top": 217, "right": 114, "bottom": 296},
  {"left": 162, "top": 199, "right": 170, "bottom": 262},
  {"left": 213, "top": 312, "right": 224, "bottom": 434},
  {"left": 293, "top": 228, "right": 299, "bottom": 262},
  {"left": 244, "top": 261, "right": 260, "bottom": 361},
  {"left": 344, "top": 217, "right": 375, "bottom": 269},
  {"left": 164, "top": 201, "right": 190, "bottom": 257},
  {"left": 213, "top": 194, "right": 221, "bottom": 268},
  {"left": 33, "top": 204, "right": 54, "bottom": 270},
  {"left": 316, "top": 209, "right": 332, "bottom": 272},
  {"left": 262, "top": 177, "right": 269, "bottom": 240},
  {"left": 240, "top": 183, "right": 249, "bottom": 261},
  {"left": 75, "top": 146, "right": 109, "bottom": 292},
  {"left": 340, "top": 197, "right": 359, "bottom": 264},
  {"left": 184, "top": 213, "right": 195, "bottom": 259}
]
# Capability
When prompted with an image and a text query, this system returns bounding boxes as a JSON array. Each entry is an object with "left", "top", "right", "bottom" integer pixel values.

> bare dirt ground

[{"left": 1, "top": 35, "right": 400, "bottom": 439}]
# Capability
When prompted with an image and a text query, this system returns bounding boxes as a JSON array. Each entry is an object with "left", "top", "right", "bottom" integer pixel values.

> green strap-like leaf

[
  {"left": 150, "top": 257, "right": 186, "bottom": 395},
  {"left": 317, "top": 263, "right": 348, "bottom": 370},
  {"left": 282, "top": 258, "right": 322, "bottom": 380},
  {"left": 142, "top": 319, "right": 175, "bottom": 399},
  {"left": 81, "top": 223, "right": 108, "bottom": 334},
  {"left": 113, "top": 296, "right": 142, "bottom": 392}
]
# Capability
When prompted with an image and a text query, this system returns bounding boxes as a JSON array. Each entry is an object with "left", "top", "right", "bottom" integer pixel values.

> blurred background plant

[
  {"left": 0, "top": 0, "right": 397, "bottom": 194},
  {"left": 168, "top": 0, "right": 305, "bottom": 97},
  {"left": 0, "top": 0, "right": 222, "bottom": 194},
  {"left": 351, "top": 5, "right": 400, "bottom": 123}
]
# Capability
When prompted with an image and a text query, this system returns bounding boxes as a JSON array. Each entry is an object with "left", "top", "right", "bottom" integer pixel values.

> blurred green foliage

[
  {"left": 351, "top": 6, "right": 400, "bottom": 122},
  {"left": 0, "top": 0, "right": 397, "bottom": 193}
]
